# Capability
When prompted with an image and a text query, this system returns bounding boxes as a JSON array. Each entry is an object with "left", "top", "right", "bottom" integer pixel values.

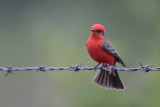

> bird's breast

[{"left": 87, "top": 37, "right": 115, "bottom": 65}]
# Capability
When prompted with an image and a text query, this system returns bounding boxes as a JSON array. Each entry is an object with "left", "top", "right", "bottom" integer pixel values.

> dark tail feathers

[{"left": 93, "top": 69, "right": 125, "bottom": 90}]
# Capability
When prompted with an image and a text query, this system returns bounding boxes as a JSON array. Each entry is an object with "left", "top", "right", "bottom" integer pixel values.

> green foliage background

[{"left": 0, "top": 0, "right": 160, "bottom": 107}]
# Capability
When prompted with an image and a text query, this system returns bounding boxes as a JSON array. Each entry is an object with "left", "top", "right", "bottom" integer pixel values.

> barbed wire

[{"left": 0, "top": 63, "right": 160, "bottom": 76}]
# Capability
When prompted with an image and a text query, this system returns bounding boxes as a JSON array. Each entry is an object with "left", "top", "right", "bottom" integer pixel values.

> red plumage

[
  {"left": 87, "top": 31, "right": 115, "bottom": 65},
  {"left": 86, "top": 24, "right": 125, "bottom": 90}
]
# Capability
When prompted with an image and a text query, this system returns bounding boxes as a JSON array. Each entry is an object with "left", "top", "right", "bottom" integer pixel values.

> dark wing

[{"left": 102, "top": 36, "right": 126, "bottom": 67}]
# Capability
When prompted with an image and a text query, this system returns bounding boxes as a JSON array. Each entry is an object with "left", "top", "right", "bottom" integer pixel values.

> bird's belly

[{"left": 87, "top": 40, "right": 115, "bottom": 65}]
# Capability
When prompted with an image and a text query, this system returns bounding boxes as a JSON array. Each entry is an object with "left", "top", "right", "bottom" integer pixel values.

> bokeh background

[{"left": 0, "top": 0, "right": 160, "bottom": 107}]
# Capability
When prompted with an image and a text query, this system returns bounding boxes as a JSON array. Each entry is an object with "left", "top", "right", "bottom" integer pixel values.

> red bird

[{"left": 86, "top": 24, "right": 126, "bottom": 90}]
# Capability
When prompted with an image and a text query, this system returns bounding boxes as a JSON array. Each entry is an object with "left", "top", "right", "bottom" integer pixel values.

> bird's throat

[{"left": 91, "top": 32, "right": 104, "bottom": 40}]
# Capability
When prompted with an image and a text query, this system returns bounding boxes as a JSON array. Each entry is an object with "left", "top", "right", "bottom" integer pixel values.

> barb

[{"left": 0, "top": 63, "right": 160, "bottom": 76}]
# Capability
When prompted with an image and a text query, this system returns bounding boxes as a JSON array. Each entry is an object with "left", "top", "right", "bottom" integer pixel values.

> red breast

[{"left": 87, "top": 31, "right": 115, "bottom": 65}]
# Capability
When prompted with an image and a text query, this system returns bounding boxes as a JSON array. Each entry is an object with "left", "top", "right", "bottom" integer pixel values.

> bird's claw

[{"left": 93, "top": 63, "right": 100, "bottom": 70}]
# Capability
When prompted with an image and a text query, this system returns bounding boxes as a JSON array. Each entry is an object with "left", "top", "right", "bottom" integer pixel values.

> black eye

[
  {"left": 96, "top": 30, "right": 103, "bottom": 33},
  {"left": 96, "top": 29, "right": 104, "bottom": 36}
]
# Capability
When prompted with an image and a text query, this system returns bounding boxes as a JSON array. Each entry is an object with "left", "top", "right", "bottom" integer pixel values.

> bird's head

[{"left": 91, "top": 24, "right": 105, "bottom": 35}]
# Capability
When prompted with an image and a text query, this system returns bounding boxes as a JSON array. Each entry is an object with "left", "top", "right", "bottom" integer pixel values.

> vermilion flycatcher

[{"left": 86, "top": 24, "right": 126, "bottom": 90}]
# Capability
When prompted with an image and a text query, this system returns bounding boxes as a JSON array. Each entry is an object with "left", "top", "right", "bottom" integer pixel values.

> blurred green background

[{"left": 0, "top": 0, "right": 160, "bottom": 107}]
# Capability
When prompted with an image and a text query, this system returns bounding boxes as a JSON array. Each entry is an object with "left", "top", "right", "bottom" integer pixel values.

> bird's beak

[{"left": 91, "top": 29, "right": 96, "bottom": 32}]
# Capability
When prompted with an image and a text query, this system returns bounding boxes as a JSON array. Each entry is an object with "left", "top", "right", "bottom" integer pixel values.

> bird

[{"left": 86, "top": 24, "right": 126, "bottom": 90}]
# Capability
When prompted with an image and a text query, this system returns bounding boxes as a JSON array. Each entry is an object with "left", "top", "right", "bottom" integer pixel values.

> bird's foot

[{"left": 93, "top": 63, "right": 100, "bottom": 70}]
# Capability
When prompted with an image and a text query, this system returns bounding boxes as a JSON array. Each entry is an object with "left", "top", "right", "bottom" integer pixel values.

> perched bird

[{"left": 86, "top": 24, "right": 126, "bottom": 90}]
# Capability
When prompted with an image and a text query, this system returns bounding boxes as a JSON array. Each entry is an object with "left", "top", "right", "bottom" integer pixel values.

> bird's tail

[{"left": 93, "top": 67, "right": 125, "bottom": 90}]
